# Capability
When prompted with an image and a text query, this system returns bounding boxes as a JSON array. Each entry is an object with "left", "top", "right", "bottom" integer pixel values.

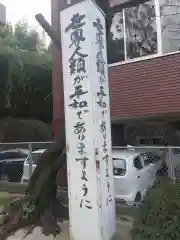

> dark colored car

[{"left": 0, "top": 149, "right": 29, "bottom": 182}]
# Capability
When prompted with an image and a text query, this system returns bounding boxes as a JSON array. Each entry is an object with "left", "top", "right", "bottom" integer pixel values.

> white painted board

[{"left": 60, "top": 1, "right": 116, "bottom": 240}]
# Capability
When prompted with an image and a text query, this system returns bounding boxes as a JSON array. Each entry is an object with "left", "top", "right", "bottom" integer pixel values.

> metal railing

[
  {"left": 0, "top": 141, "right": 53, "bottom": 184},
  {"left": 0, "top": 143, "right": 179, "bottom": 214},
  {"left": 0, "top": 144, "right": 180, "bottom": 189}
]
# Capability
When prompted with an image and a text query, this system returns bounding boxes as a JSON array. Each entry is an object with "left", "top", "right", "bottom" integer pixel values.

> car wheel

[
  {"left": 157, "top": 164, "right": 167, "bottom": 176},
  {"left": 0, "top": 174, "right": 9, "bottom": 182},
  {"left": 154, "top": 172, "right": 160, "bottom": 184},
  {"left": 133, "top": 192, "right": 141, "bottom": 208}
]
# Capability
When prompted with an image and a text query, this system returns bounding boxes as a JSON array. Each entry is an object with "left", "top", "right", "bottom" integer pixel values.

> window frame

[
  {"left": 113, "top": 157, "right": 127, "bottom": 176},
  {"left": 137, "top": 136, "right": 162, "bottom": 145},
  {"left": 141, "top": 152, "right": 153, "bottom": 166},
  {"left": 108, "top": 0, "right": 180, "bottom": 66},
  {"left": 146, "top": 152, "right": 161, "bottom": 163},
  {"left": 173, "top": 148, "right": 180, "bottom": 155},
  {"left": 25, "top": 152, "right": 42, "bottom": 165},
  {"left": 133, "top": 155, "right": 144, "bottom": 170},
  {"left": 0, "top": 151, "right": 27, "bottom": 160}
]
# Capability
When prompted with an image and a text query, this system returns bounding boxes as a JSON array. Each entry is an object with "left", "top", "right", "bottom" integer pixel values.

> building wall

[
  {"left": 51, "top": 0, "right": 180, "bottom": 136},
  {"left": 125, "top": 122, "right": 180, "bottom": 146},
  {"left": 109, "top": 53, "right": 180, "bottom": 119},
  {"left": 51, "top": 0, "right": 180, "bottom": 186},
  {"left": 53, "top": 51, "right": 180, "bottom": 135},
  {"left": 111, "top": 124, "right": 124, "bottom": 146}
]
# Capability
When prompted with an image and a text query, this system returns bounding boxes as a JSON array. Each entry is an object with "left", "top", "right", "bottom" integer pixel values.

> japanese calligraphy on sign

[
  {"left": 65, "top": 13, "right": 88, "bottom": 75},
  {"left": 93, "top": 17, "right": 112, "bottom": 205},
  {"left": 65, "top": 12, "right": 92, "bottom": 210},
  {"left": 60, "top": 1, "right": 116, "bottom": 240}
]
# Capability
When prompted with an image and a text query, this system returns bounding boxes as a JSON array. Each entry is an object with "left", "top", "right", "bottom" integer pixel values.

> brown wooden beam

[{"left": 51, "top": 0, "right": 81, "bottom": 135}]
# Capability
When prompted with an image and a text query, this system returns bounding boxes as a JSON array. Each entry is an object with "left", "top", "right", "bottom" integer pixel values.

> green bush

[{"left": 132, "top": 178, "right": 180, "bottom": 240}]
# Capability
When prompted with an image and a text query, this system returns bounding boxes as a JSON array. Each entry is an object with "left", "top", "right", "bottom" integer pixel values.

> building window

[
  {"left": 108, "top": 0, "right": 180, "bottom": 64},
  {"left": 160, "top": 0, "right": 180, "bottom": 53},
  {"left": 109, "top": 0, "right": 157, "bottom": 63},
  {"left": 138, "top": 137, "right": 162, "bottom": 145},
  {"left": 125, "top": 0, "right": 157, "bottom": 59},
  {"left": 108, "top": 12, "right": 125, "bottom": 63}
]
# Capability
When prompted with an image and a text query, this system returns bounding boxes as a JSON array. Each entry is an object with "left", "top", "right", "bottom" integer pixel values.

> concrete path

[
  {"left": 7, "top": 215, "right": 133, "bottom": 240},
  {"left": 7, "top": 221, "right": 69, "bottom": 240},
  {"left": 114, "top": 215, "right": 133, "bottom": 240},
  {"left": 0, "top": 204, "right": 133, "bottom": 239}
]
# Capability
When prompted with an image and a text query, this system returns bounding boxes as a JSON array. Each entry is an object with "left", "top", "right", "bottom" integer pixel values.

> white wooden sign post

[{"left": 60, "top": 1, "right": 116, "bottom": 240}]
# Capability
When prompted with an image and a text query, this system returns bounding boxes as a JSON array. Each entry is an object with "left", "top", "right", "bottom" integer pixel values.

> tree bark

[{"left": 0, "top": 120, "right": 68, "bottom": 240}]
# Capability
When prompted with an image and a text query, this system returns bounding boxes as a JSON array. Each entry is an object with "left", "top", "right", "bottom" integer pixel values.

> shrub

[{"left": 132, "top": 178, "right": 180, "bottom": 240}]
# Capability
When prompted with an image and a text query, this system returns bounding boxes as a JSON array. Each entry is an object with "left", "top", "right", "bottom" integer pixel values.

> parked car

[
  {"left": 21, "top": 149, "right": 46, "bottom": 183},
  {"left": 0, "top": 149, "right": 29, "bottom": 182},
  {"left": 22, "top": 146, "right": 163, "bottom": 204},
  {"left": 172, "top": 148, "right": 180, "bottom": 177},
  {"left": 112, "top": 148, "right": 163, "bottom": 204}
]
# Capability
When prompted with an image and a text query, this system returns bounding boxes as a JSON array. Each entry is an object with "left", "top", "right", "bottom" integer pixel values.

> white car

[
  {"left": 21, "top": 147, "right": 163, "bottom": 204},
  {"left": 21, "top": 149, "right": 46, "bottom": 183},
  {"left": 113, "top": 148, "right": 163, "bottom": 204},
  {"left": 171, "top": 148, "right": 180, "bottom": 177}
]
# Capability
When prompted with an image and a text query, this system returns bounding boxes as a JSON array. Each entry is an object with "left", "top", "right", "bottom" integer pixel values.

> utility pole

[{"left": 51, "top": 0, "right": 68, "bottom": 135}]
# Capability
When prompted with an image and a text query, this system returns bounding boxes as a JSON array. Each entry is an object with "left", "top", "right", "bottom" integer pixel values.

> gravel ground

[
  {"left": 0, "top": 191, "right": 134, "bottom": 240},
  {"left": 7, "top": 221, "right": 69, "bottom": 240},
  {"left": 6, "top": 216, "right": 133, "bottom": 240}
]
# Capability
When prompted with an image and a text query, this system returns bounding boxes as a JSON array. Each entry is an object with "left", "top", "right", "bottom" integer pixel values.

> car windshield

[
  {"left": 0, "top": 151, "right": 28, "bottom": 160},
  {"left": 142, "top": 152, "right": 160, "bottom": 165},
  {"left": 26, "top": 152, "right": 43, "bottom": 164},
  {"left": 113, "top": 158, "right": 126, "bottom": 176}
]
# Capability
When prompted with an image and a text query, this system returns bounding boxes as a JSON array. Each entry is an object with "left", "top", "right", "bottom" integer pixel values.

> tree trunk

[{"left": 0, "top": 120, "right": 68, "bottom": 240}]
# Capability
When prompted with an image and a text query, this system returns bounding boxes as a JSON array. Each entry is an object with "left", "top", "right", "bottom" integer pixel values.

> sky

[{"left": 0, "top": 0, "right": 51, "bottom": 41}]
